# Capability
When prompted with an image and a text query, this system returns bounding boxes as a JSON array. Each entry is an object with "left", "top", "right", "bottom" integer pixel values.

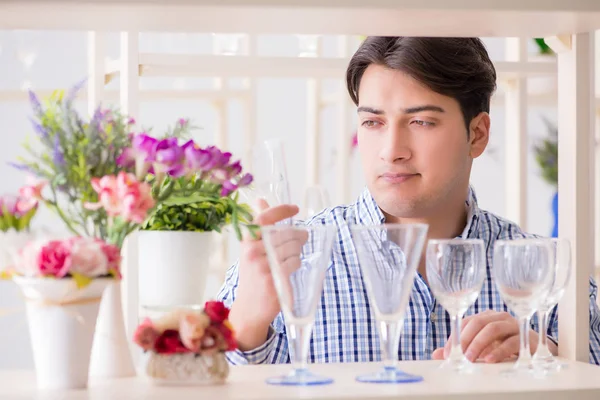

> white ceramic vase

[
  {"left": 14, "top": 276, "right": 111, "bottom": 390},
  {"left": 138, "top": 231, "right": 215, "bottom": 312}
]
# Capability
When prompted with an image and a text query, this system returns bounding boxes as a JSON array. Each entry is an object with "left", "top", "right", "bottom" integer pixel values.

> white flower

[{"left": 69, "top": 237, "right": 109, "bottom": 277}]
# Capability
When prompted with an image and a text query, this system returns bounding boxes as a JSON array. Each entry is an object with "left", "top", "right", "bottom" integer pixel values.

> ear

[{"left": 468, "top": 112, "right": 490, "bottom": 159}]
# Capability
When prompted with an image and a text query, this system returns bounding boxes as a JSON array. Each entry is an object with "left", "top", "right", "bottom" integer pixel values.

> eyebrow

[{"left": 357, "top": 105, "right": 445, "bottom": 114}]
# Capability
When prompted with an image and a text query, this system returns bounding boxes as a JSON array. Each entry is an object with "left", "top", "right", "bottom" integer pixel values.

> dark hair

[{"left": 346, "top": 37, "right": 497, "bottom": 130}]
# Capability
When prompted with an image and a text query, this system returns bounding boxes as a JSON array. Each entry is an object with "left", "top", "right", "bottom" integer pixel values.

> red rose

[
  {"left": 153, "top": 330, "right": 190, "bottom": 354},
  {"left": 204, "top": 301, "right": 229, "bottom": 323},
  {"left": 216, "top": 323, "right": 238, "bottom": 351}
]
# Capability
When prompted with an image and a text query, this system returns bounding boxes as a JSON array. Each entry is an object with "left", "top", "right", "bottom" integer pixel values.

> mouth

[{"left": 380, "top": 173, "right": 419, "bottom": 184}]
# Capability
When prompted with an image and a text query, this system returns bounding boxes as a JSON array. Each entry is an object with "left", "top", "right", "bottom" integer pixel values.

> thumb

[
  {"left": 432, "top": 348, "right": 445, "bottom": 360},
  {"left": 256, "top": 198, "right": 270, "bottom": 212}
]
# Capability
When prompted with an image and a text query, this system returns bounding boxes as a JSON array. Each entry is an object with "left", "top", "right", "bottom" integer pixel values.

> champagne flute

[
  {"left": 304, "top": 185, "right": 330, "bottom": 219},
  {"left": 492, "top": 238, "right": 554, "bottom": 375},
  {"left": 533, "top": 238, "right": 571, "bottom": 372},
  {"left": 262, "top": 224, "right": 338, "bottom": 386},
  {"left": 426, "top": 238, "right": 486, "bottom": 373},
  {"left": 350, "top": 223, "right": 428, "bottom": 383}
]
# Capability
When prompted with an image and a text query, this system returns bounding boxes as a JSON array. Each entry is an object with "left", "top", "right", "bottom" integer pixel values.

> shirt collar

[{"left": 354, "top": 185, "right": 482, "bottom": 238}]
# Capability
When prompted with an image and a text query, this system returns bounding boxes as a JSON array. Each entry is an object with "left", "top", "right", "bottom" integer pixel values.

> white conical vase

[
  {"left": 14, "top": 276, "right": 111, "bottom": 390},
  {"left": 89, "top": 281, "right": 137, "bottom": 379}
]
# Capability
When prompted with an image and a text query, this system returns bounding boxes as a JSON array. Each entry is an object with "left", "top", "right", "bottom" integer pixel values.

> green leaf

[{"left": 71, "top": 272, "right": 92, "bottom": 289}]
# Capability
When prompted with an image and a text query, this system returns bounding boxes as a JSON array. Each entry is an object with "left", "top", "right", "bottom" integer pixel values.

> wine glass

[
  {"left": 426, "top": 238, "right": 486, "bottom": 373},
  {"left": 532, "top": 238, "right": 571, "bottom": 372},
  {"left": 239, "top": 138, "right": 292, "bottom": 221},
  {"left": 350, "top": 223, "right": 429, "bottom": 383},
  {"left": 304, "top": 185, "right": 330, "bottom": 219},
  {"left": 261, "top": 224, "right": 338, "bottom": 386},
  {"left": 492, "top": 238, "right": 554, "bottom": 375}
]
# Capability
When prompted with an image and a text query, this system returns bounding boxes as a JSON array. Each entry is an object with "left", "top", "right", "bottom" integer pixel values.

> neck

[{"left": 384, "top": 187, "right": 471, "bottom": 282}]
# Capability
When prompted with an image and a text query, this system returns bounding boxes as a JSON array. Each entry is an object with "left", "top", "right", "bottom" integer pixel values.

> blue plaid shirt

[{"left": 217, "top": 186, "right": 600, "bottom": 365}]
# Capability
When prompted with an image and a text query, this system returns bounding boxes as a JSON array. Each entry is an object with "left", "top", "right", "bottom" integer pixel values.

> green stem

[{"left": 44, "top": 199, "right": 82, "bottom": 236}]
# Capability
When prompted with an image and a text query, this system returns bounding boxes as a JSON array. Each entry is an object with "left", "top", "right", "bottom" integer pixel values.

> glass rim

[
  {"left": 494, "top": 238, "right": 553, "bottom": 246},
  {"left": 349, "top": 222, "right": 429, "bottom": 231},
  {"left": 260, "top": 224, "right": 337, "bottom": 233},
  {"left": 427, "top": 238, "right": 484, "bottom": 245}
]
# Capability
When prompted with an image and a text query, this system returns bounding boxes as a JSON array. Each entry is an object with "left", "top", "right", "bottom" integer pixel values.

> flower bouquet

[{"left": 133, "top": 301, "right": 236, "bottom": 385}]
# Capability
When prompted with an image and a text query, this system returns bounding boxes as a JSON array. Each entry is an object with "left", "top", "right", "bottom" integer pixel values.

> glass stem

[
  {"left": 449, "top": 314, "right": 465, "bottom": 361},
  {"left": 535, "top": 309, "right": 553, "bottom": 359},
  {"left": 518, "top": 316, "right": 533, "bottom": 365},
  {"left": 380, "top": 320, "right": 401, "bottom": 370},
  {"left": 289, "top": 323, "right": 312, "bottom": 372}
]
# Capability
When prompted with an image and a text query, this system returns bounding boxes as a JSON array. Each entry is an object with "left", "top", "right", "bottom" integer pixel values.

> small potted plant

[
  {"left": 132, "top": 300, "right": 236, "bottom": 385},
  {"left": 117, "top": 128, "right": 256, "bottom": 312}
]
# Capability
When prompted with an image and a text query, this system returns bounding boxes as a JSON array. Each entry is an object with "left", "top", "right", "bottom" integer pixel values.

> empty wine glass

[
  {"left": 262, "top": 224, "right": 338, "bottom": 386},
  {"left": 350, "top": 223, "right": 429, "bottom": 383},
  {"left": 239, "top": 138, "right": 292, "bottom": 221},
  {"left": 533, "top": 238, "right": 571, "bottom": 372},
  {"left": 492, "top": 238, "right": 554, "bottom": 376},
  {"left": 304, "top": 185, "right": 330, "bottom": 219},
  {"left": 426, "top": 238, "right": 486, "bottom": 373}
]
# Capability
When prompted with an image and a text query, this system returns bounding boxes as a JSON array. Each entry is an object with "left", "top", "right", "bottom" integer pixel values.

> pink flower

[
  {"left": 179, "top": 311, "right": 210, "bottom": 352},
  {"left": 14, "top": 239, "right": 47, "bottom": 277},
  {"left": 19, "top": 176, "right": 47, "bottom": 201},
  {"left": 85, "top": 175, "right": 121, "bottom": 216},
  {"left": 133, "top": 318, "right": 160, "bottom": 351},
  {"left": 68, "top": 237, "right": 109, "bottom": 277},
  {"left": 101, "top": 242, "right": 122, "bottom": 278},
  {"left": 85, "top": 172, "right": 155, "bottom": 224},
  {"left": 116, "top": 172, "right": 154, "bottom": 223},
  {"left": 36, "top": 239, "right": 72, "bottom": 278}
]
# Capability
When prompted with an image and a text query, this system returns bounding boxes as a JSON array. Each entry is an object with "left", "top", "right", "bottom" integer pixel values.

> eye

[
  {"left": 361, "top": 120, "right": 380, "bottom": 128},
  {"left": 411, "top": 120, "right": 435, "bottom": 127}
]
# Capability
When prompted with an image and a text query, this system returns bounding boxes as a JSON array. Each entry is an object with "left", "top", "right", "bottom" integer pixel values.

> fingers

[
  {"left": 255, "top": 204, "right": 299, "bottom": 226},
  {"left": 459, "top": 311, "right": 514, "bottom": 358},
  {"left": 463, "top": 320, "right": 517, "bottom": 362},
  {"left": 432, "top": 348, "right": 445, "bottom": 360},
  {"left": 483, "top": 335, "right": 520, "bottom": 363}
]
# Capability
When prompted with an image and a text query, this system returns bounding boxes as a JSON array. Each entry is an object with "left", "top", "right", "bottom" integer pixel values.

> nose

[{"left": 378, "top": 125, "right": 412, "bottom": 163}]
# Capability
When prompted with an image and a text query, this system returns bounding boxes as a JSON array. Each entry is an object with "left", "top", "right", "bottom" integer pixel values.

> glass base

[
  {"left": 439, "top": 356, "right": 479, "bottom": 374},
  {"left": 501, "top": 358, "right": 546, "bottom": 379},
  {"left": 265, "top": 368, "right": 333, "bottom": 386},
  {"left": 533, "top": 355, "right": 568, "bottom": 374},
  {"left": 356, "top": 366, "right": 423, "bottom": 384}
]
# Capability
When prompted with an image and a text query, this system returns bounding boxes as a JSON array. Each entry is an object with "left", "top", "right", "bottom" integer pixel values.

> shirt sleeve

[
  {"left": 216, "top": 260, "right": 291, "bottom": 365},
  {"left": 545, "top": 276, "right": 600, "bottom": 365}
]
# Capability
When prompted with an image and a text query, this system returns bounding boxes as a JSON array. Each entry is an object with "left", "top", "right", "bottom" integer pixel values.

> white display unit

[{"left": 1, "top": 1, "right": 599, "bottom": 397}]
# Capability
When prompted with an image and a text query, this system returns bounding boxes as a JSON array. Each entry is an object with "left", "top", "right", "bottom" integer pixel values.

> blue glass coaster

[
  {"left": 266, "top": 367, "right": 334, "bottom": 386},
  {"left": 356, "top": 366, "right": 423, "bottom": 384}
]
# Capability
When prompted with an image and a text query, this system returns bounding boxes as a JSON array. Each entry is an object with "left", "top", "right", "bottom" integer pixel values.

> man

[{"left": 217, "top": 36, "right": 600, "bottom": 365}]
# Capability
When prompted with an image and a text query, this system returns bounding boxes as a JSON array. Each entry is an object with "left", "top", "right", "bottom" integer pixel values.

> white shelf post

[
  {"left": 87, "top": 31, "right": 106, "bottom": 115},
  {"left": 547, "top": 33, "right": 595, "bottom": 362},
  {"left": 504, "top": 37, "right": 528, "bottom": 229}
]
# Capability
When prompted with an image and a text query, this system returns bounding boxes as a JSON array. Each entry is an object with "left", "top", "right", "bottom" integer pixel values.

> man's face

[{"left": 356, "top": 64, "right": 488, "bottom": 219}]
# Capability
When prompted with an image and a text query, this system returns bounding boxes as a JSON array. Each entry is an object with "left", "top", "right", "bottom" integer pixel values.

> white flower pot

[
  {"left": 13, "top": 276, "right": 111, "bottom": 390},
  {"left": 138, "top": 231, "right": 215, "bottom": 311},
  {"left": 142, "top": 351, "right": 229, "bottom": 386}
]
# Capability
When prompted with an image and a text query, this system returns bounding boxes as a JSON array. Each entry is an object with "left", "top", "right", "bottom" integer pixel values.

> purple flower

[
  {"left": 152, "top": 138, "right": 185, "bottom": 177},
  {"left": 237, "top": 173, "right": 253, "bottom": 187},
  {"left": 178, "top": 118, "right": 189, "bottom": 127},
  {"left": 183, "top": 141, "right": 212, "bottom": 172},
  {"left": 29, "top": 118, "right": 49, "bottom": 140},
  {"left": 28, "top": 90, "right": 42, "bottom": 116},
  {"left": 53, "top": 135, "right": 65, "bottom": 166},
  {"left": 228, "top": 160, "right": 242, "bottom": 176},
  {"left": 220, "top": 181, "right": 238, "bottom": 197},
  {"left": 117, "top": 133, "right": 158, "bottom": 178},
  {"left": 127, "top": 117, "right": 136, "bottom": 125}
]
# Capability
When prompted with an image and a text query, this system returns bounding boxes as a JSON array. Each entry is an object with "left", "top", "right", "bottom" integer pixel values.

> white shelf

[
  {"left": 2, "top": 360, "right": 600, "bottom": 399},
  {"left": 2, "top": 0, "right": 600, "bottom": 36}
]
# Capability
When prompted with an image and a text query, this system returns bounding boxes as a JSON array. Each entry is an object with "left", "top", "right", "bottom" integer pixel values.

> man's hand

[
  {"left": 228, "top": 199, "right": 305, "bottom": 351},
  {"left": 431, "top": 310, "right": 557, "bottom": 363}
]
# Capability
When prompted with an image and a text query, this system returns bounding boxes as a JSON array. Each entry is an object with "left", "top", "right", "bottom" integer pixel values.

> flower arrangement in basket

[
  {"left": 133, "top": 301, "right": 236, "bottom": 384},
  {"left": 3, "top": 81, "right": 256, "bottom": 390}
]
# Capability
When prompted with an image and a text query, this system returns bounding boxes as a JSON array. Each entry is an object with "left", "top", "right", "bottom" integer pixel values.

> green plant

[
  {"left": 533, "top": 116, "right": 558, "bottom": 187},
  {"left": 534, "top": 38, "right": 554, "bottom": 55}
]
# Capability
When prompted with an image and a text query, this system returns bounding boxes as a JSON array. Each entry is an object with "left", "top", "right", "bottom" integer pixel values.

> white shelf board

[
  {"left": 2, "top": 0, "right": 600, "bottom": 36},
  {"left": 2, "top": 360, "right": 600, "bottom": 399}
]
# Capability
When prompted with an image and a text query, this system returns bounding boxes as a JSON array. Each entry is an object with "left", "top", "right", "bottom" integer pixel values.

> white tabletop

[{"left": 2, "top": 359, "right": 600, "bottom": 400}]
